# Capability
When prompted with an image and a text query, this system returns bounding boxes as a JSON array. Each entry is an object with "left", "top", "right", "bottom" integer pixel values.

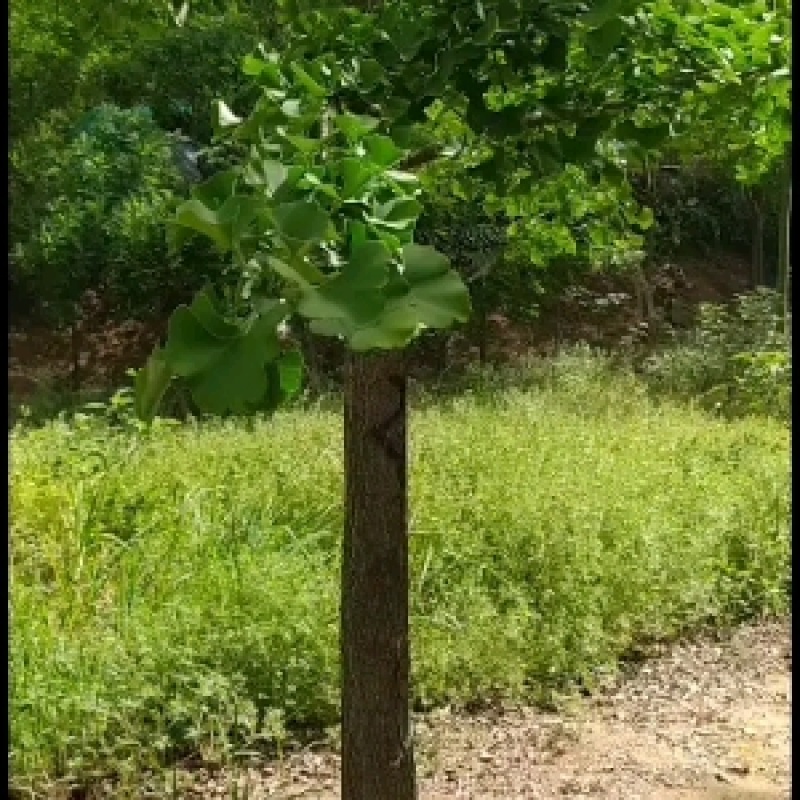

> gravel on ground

[{"left": 176, "top": 615, "right": 790, "bottom": 800}]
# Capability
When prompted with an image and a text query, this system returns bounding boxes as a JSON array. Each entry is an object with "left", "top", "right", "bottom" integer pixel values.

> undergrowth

[
  {"left": 10, "top": 354, "right": 790, "bottom": 796},
  {"left": 640, "top": 288, "right": 791, "bottom": 421}
]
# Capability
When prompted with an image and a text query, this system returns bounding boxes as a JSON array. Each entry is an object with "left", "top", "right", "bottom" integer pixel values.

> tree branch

[{"left": 398, "top": 145, "right": 444, "bottom": 172}]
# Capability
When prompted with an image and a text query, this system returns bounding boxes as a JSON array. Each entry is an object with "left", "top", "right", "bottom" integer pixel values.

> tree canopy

[{"left": 126, "top": 0, "right": 791, "bottom": 416}]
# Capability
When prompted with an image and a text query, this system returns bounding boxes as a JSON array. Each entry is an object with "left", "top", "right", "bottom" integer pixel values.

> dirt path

[{"left": 184, "top": 616, "right": 790, "bottom": 799}]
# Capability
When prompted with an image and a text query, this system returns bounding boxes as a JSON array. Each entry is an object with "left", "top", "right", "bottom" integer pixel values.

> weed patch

[{"left": 10, "top": 361, "right": 790, "bottom": 794}]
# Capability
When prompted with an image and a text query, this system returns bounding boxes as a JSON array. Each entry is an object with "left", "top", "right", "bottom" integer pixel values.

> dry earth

[
  {"left": 174, "top": 616, "right": 790, "bottom": 800},
  {"left": 8, "top": 253, "right": 755, "bottom": 402}
]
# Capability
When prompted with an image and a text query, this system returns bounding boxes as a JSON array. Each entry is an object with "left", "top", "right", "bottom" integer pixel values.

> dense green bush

[
  {"left": 10, "top": 104, "right": 230, "bottom": 326},
  {"left": 10, "top": 3, "right": 277, "bottom": 328},
  {"left": 11, "top": 360, "right": 790, "bottom": 794},
  {"left": 641, "top": 289, "right": 791, "bottom": 420},
  {"left": 89, "top": 11, "right": 269, "bottom": 143}
]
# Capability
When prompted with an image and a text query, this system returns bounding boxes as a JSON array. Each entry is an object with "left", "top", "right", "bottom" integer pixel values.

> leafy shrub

[
  {"left": 641, "top": 288, "right": 791, "bottom": 420},
  {"left": 90, "top": 11, "right": 270, "bottom": 143},
  {"left": 9, "top": 113, "right": 74, "bottom": 314},
  {"left": 10, "top": 361, "right": 790, "bottom": 794},
  {"left": 11, "top": 104, "right": 230, "bottom": 326},
  {"left": 10, "top": 0, "right": 93, "bottom": 140}
]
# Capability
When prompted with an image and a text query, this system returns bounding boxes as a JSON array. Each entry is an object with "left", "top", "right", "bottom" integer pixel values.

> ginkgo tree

[
  {"left": 132, "top": 1, "right": 781, "bottom": 797},
  {"left": 590, "top": 0, "right": 791, "bottom": 290},
  {"left": 134, "top": 41, "right": 475, "bottom": 800}
]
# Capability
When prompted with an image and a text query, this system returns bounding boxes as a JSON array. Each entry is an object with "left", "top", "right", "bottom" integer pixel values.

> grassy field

[{"left": 10, "top": 354, "right": 790, "bottom": 795}]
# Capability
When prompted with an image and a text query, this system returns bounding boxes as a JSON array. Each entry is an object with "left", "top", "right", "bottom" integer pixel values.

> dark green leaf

[
  {"left": 614, "top": 121, "right": 671, "bottom": 149},
  {"left": 273, "top": 201, "right": 331, "bottom": 243},
  {"left": 357, "top": 59, "right": 386, "bottom": 90},
  {"left": 164, "top": 302, "right": 237, "bottom": 378},
  {"left": 298, "top": 279, "right": 386, "bottom": 327},
  {"left": 400, "top": 245, "right": 471, "bottom": 327},
  {"left": 276, "top": 349, "right": 304, "bottom": 397},
  {"left": 373, "top": 197, "right": 422, "bottom": 225},
  {"left": 193, "top": 171, "right": 238, "bottom": 209},
  {"left": 160, "top": 294, "right": 289, "bottom": 414},
  {"left": 265, "top": 254, "right": 325, "bottom": 287},
  {"left": 243, "top": 158, "right": 288, "bottom": 194},
  {"left": 582, "top": 0, "right": 623, "bottom": 28},
  {"left": 189, "top": 289, "right": 241, "bottom": 339},
  {"left": 282, "top": 134, "right": 321, "bottom": 154},
  {"left": 474, "top": 10, "right": 499, "bottom": 45},
  {"left": 364, "top": 135, "right": 404, "bottom": 167},
  {"left": 290, "top": 62, "right": 327, "bottom": 97},
  {"left": 586, "top": 17, "right": 625, "bottom": 59},
  {"left": 389, "top": 21, "right": 426, "bottom": 61},
  {"left": 309, "top": 317, "right": 351, "bottom": 338},
  {"left": 134, "top": 347, "right": 172, "bottom": 422},
  {"left": 403, "top": 268, "right": 472, "bottom": 328},
  {"left": 186, "top": 312, "right": 282, "bottom": 414},
  {"left": 346, "top": 240, "right": 393, "bottom": 289},
  {"left": 539, "top": 36, "right": 568, "bottom": 71},
  {"left": 334, "top": 114, "right": 381, "bottom": 141},
  {"left": 172, "top": 198, "right": 234, "bottom": 252},
  {"left": 401, "top": 243, "right": 450, "bottom": 281},
  {"left": 340, "top": 158, "right": 375, "bottom": 199},
  {"left": 348, "top": 307, "right": 420, "bottom": 350}
]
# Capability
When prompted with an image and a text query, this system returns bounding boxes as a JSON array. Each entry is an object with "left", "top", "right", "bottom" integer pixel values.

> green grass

[{"left": 10, "top": 354, "right": 790, "bottom": 796}]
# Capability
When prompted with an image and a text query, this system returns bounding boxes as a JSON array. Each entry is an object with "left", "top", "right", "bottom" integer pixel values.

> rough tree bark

[
  {"left": 776, "top": 149, "right": 791, "bottom": 340},
  {"left": 342, "top": 350, "right": 415, "bottom": 800},
  {"left": 750, "top": 187, "right": 766, "bottom": 288}
]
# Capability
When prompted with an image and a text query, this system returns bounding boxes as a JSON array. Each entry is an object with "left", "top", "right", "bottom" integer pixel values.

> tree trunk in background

[
  {"left": 71, "top": 321, "right": 82, "bottom": 393},
  {"left": 776, "top": 149, "right": 791, "bottom": 340},
  {"left": 782, "top": 182, "right": 791, "bottom": 344},
  {"left": 342, "top": 351, "right": 415, "bottom": 800},
  {"left": 751, "top": 187, "right": 766, "bottom": 288},
  {"left": 477, "top": 302, "right": 489, "bottom": 365},
  {"left": 296, "top": 317, "right": 324, "bottom": 396}
]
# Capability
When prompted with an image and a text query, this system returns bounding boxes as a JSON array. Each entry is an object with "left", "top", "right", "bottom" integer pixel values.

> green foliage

[
  {"left": 141, "top": 0, "right": 709, "bottom": 416},
  {"left": 11, "top": 104, "right": 230, "bottom": 326},
  {"left": 418, "top": 155, "right": 651, "bottom": 304},
  {"left": 9, "top": 1, "right": 282, "bottom": 328},
  {"left": 579, "top": 0, "right": 792, "bottom": 186},
  {"left": 671, "top": 0, "right": 791, "bottom": 185},
  {"left": 10, "top": 0, "right": 274, "bottom": 138},
  {"left": 11, "top": 359, "right": 790, "bottom": 794},
  {"left": 12, "top": 0, "right": 791, "bottom": 351},
  {"left": 137, "top": 49, "right": 472, "bottom": 415},
  {"left": 641, "top": 289, "right": 791, "bottom": 420},
  {"left": 88, "top": 9, "right": 271, "bottom": 143},
  {"left": 10, "top": 0, "right": 169, "bottom": 138}
]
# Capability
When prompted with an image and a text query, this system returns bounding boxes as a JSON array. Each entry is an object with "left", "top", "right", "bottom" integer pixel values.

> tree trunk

[
  {"left": 342, "top": 350, "right": 415, "bottom": 800},
  {"left": 751, "top": 188, "right": 766, "bottom": 288},
  {"left": 775, "top": 149, "right": 791, "bottom": 340},
  {"left": 782, "top": 181, "right": 791, "bottom": 345},
  {"left": 71, "top": 321, "right": 82, "bottom": 394},
  {"left": 296, "top": 317, "right": 324, "bottom": 396},
  {"left": 477, "top": 303, "right": 489, "bottom": 365}
]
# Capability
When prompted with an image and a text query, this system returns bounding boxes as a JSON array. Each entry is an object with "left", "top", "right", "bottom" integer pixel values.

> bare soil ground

[
  {"left": 177, "top": 615, "right": 790, "bottom": 800},
  {"left": 8, "top": 253, "right": 755, "bottom": 400}
]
